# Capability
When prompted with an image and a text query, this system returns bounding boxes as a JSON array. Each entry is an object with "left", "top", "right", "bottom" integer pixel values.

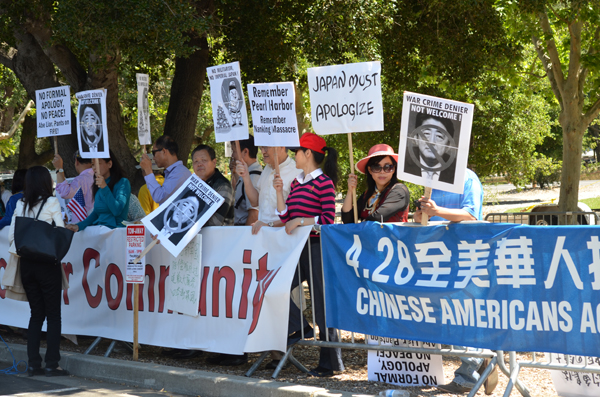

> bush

[{"left": 533, "top": 156, "right": 562, "bottom": 188}]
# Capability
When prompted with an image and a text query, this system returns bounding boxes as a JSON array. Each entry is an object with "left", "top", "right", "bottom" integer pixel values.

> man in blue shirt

[
  {"left": 415, "top": 169, "right": 496, "bottom": 395},
  {"left": 140, "top": 135, "right": 191, "bottom": 204}
]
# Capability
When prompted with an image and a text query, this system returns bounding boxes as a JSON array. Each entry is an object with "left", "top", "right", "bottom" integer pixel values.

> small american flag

[{"left": 67, "top": 187, "right": 88, "bottom": 223}]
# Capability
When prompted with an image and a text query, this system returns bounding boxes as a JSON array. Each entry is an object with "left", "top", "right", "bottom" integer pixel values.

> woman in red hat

[
  {"left": 341, "top": 143, "right": 410, "bottom": 223},
  {"left": 273, "top": 132, "right": 344, "bottom": 377}
]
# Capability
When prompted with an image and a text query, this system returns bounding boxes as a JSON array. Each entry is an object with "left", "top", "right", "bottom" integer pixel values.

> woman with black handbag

[{"left": 8, "top": 166, "right": 70, "bottom": 377}]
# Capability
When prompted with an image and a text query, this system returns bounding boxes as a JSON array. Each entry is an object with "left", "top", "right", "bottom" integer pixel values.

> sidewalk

[{"left": 0, "top": 343, "right": 372, "bottom": 397}]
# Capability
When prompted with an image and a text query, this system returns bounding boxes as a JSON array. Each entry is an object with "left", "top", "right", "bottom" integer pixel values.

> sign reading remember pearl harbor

[{"left": 247, "top": 82, "right": 300, "bottom": 147}]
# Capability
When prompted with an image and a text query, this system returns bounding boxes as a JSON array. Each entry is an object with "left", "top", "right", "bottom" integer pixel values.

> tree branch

[
  {"left": 580, "top": 25, "right": 600, "bottom": 106},
  {"left": 538, "top": 11, "right": 565, "bottom": 101},
  {"left": 567, "top": 20, "right": 584, "bottom": 110},
  {"left": 532, "top": 35, "right": 563, "bottom": 110},
  {"left": 0, "top": 46, "right": 16, "bottom": 68},
  {"left": 582, "top": 97, "right": 600, "bottom": 129}
]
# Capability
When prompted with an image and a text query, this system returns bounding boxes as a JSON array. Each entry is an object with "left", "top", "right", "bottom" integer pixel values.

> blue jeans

[{"left": 453, "top": 346, "right": 483, "bottom": 388}]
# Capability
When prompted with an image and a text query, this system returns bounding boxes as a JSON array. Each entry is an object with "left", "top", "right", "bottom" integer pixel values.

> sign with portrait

[
  {"left": 207, "top": 61, "right": 249, "bottom": 143},
  {"left": 307, "top": 61, "right": 383, "bottom": 135},
  {"left": 397, "top": 92, "right": 474, "bottom": 194},
  {"left": 136, "top": 74, "right": 151, "bottom": 146},
  {"left": 75, "top": 89, "right": 109, "bottom": 159},
  {"left": 35, "top": 86, "right": 72, "bottom": 138},
  {"left": 141, "top": 174, "right": 224, "bottom": 258},
  {"left": 247, "top": 82, "right": 300, "bottom": 147}
]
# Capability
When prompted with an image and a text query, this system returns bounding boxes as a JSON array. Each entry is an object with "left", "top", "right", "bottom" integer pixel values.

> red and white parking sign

[{"left": 126, "top": 225, "right": 146, "bottom": 283}]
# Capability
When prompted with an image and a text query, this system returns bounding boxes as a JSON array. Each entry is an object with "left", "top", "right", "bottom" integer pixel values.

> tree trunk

[
  {"left": 558, "top": 120, "right": 585, "bottom": 214},
  {"left": 17, "top": 116, "right": 53, "bottom": 168}
]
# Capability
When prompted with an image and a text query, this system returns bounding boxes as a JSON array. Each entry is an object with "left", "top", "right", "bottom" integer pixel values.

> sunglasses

[
  {"left": 369, "top": 164, "right": 395, "bottom": 173},
  {"left": 151, "top": 148, "right": 163, "bottom": 156}
]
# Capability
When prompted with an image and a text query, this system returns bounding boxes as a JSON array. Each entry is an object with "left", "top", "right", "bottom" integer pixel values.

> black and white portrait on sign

[
  {"left": 141, "top": 174, "right": 224, "bottom": 258},
  {"left": 223, "top": 79, "right": 243, "bottom": 127},
  {"left": 398, "top": 91, "right": 474, "bottom": 194},
  {"left": 76, "top": 89, "right": 109, "bottom": 159}
]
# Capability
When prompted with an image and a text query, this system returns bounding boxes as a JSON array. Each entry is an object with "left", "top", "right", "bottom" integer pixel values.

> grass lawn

[{"left": 504, "top": 197, "right": 600, "bottom": 213}]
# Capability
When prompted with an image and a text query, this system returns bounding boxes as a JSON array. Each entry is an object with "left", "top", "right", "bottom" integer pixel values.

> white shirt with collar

[
  {"left": 420, "top": 157, "right": 441, "bottom": 182},
  {"left": 255, "top": 156, "right": 301, "bottom": 223}
]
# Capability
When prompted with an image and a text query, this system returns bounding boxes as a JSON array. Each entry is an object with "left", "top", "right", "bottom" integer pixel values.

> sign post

[{"left": 126, "top": 225, "right": 146, "bottom": 361}]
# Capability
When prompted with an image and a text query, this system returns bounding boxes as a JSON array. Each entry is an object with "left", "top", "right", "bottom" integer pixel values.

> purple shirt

[
  {"left": 55, "top": 167, "right": 95, "bottom": 214},
  {"left": 144, "top": 160, "right": 191, "bottom": 204}
]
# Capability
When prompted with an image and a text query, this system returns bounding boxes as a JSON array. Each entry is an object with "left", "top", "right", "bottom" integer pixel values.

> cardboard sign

[
  {"left": 367, "top": 336, "right": 444, "bottom": 387},
  {"left": 397, "top": 92, "right": 474, "bottom": 194},
  {"left": 247, "top": 82, "right": 300, "bottom": 147},
  {"left": 126, "top": 225, "right": 146, "bottom": 283},
  {"left": 76, "top": 89, "right": 109, "bottom": 159},
  {"left": 307, "top": 62, "right": 383, "bottom": 135},
  {"left": 136, "top": 74, "right": 151, "bottom": 146},
  {"left": 207, "top": 61, "right": 250, "bottom": 143},
  {"left": 550, "top": 353, "right": 600, "bottom": 397},
  {"left": 166, "top": 235, "right": 202, "bottom": 316},
  {"left": 141, "top": 174, "right": 224, "bottom": 258},
  {"left": 35, "top": 86, "right": 72, "bottom": 137}
]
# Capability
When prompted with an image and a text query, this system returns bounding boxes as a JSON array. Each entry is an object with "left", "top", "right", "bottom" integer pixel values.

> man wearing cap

[
  {"left": 415, "top": 170, "right": 494, "bottom": 394},
  {"left": 140, "top": 135, "right": 191, "bottom": 204},
  {"left": 53, "top": 152, "right": 95, "bottom": 217},
  {"left": 404, "top": 112, "right": 457, "bottom": 184}
]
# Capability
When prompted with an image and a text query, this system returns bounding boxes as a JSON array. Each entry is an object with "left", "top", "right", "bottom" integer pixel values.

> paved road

[{"left": 0, "top": 364, "right": 192, "bottom": 397}]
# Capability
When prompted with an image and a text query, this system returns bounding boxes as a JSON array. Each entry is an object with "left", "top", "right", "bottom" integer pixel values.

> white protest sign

[
  {"left": 166, "top": 235, "right": 202, "bottom": 317},
  {"left": 75, "top": 89, "right": 109, "bottom": 159},
  {"left": 307, "top": 62, "right": 383, "bottom": 135},
  {"left": 136, "top": 74, "right": 151, "bottom": 146},
  {"left": 126, "top": 225, "right": 146, "bottom": 283},
  {"left": 247, "top": 82, "right": 300, "bottom": 147},
  {"left": 550, "top": 353, "right": 600, "bottom": 397},
  {"left": 367, "top": 336, "right": 444, "bottom": 387},
  {"left": 207, "top": 61, "right": 249, "bottom": 143},
  {"left": 35, "top": 86, "right": 72, "bottom": 138},
  {"left": 141, "top": 174, "right": 224, "bottom": 258},
  {"left": 397, "top": 91, "right": 474, "bottom": 194}
]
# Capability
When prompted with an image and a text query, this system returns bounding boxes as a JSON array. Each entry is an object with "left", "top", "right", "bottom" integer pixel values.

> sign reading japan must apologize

[
  {"left": 322, "top": 222, "right": 600, "bottom": 356},
  {"left": 307, "top": 61, "right": 383, "bottom": 134},
  {"left": 247, "top": 82, "right": 300, "bottom": 147}
]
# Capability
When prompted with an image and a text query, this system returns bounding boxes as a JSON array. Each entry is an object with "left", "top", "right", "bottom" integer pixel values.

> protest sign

[
  {"left": 207, "top": 61, "right": 249, "bottom": 143},
  {"left": 367, "top": 336, "right": 444, "bottom": 387},
  {"left": 166, "top": 235, "right": 202, "bottom": 317},
  {"left": 141, "top": 174, "right": 224, "bottom": 258},
  {"left": 76, "top": 89, "right": 109, "bottom": 159},
  {"left": 550, "top": 354, "right": 600, "bottom": 397},
  {"left": 35, "top": 86, "right": 71, "bottom": 138},
  {"left": 307, "top": 61, "right": 383, "bottom": 135},
  {"left": 398, "top": 91, "right": 474, "bottom": 194},
  {"left": 126, "top": 225, "right": 146, "bottom": 283},
  {"left": 247, "top": 82, "right": 300, "bottom": 147},
  {"left": 136, "top": 74, "right": 151, "bottom": 146}
]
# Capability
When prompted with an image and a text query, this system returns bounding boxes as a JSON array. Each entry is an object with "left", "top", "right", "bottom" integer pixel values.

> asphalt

[{"left": 0, "top": 343, "right": 372, "bottom": 397}]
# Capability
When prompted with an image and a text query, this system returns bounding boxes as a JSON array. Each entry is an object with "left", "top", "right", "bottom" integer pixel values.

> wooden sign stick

[
  {"left": 421, "top": 186, "right": 432, "bottom": 225},
  {"left": 134, "top": 238, "right": 159, "bottom": 264},
  {"left": 133, "top": 285, "right": 139, "bottom": 361},
  {"left": 347, "top": 133, "right": 358, "bottom": 223},
  {"left": 54, "top": 137, "right": 58, "bottom": 155},
  {"left": 274, "top": 148, "right": 280, "bottom": 175}
]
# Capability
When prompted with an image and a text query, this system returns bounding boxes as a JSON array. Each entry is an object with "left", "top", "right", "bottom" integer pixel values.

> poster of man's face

[
  {"left": 397, "top": 92, "right": 474, "bottom": 194},
  {"left": 76, "top": 89, "right": 110, "bottom": 159}
]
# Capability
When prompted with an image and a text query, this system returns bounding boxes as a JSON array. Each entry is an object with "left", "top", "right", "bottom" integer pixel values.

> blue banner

[{"left": 321, "top": 222, "right": 600, "bottom": 355}]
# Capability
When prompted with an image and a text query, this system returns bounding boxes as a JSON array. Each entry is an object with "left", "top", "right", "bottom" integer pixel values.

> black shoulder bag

[{"left": 14, "top": 198, "right": 75, "bottom": 264}]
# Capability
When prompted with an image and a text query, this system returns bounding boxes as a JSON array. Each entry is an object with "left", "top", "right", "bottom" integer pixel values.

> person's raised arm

[{"left": 236, "top": 160, "right": 259, "bottom": 207}]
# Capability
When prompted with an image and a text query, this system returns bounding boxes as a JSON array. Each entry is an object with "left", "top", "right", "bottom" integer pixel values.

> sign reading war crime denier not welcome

[
  {"left": 247, "top": 82, "right": 300, "bottom": 147},
  {"left": 308, "top": 61, "right": 383, "bottom": 135}
]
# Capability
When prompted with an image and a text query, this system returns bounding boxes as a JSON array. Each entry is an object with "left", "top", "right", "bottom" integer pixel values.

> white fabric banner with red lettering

[{"left": 0, "top": 225, "right": 311, "bottom": 354}]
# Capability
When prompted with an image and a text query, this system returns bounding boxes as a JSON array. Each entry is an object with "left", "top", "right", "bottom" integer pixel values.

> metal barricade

[{"left": 485, "top": 211, "right": 599, "bottom": 226}]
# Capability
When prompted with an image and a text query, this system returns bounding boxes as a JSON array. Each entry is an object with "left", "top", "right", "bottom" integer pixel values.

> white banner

[
  {"left": 207, "top": 61, "right": 250, "bottom": 143},
  {"left": 136, "top": 74, "right": 151, "bottom": 145},
  {"left": 247, "top": 82, "right": 300, "bottom": 147},
  {"left": 397, "top": 91, "right": 474, "bottom": 194},
  {"left": 35, "top": 86, "right": 72, "bottom": 138},
  {"left": 166, "top": 235, "right": 201, "bottom": 316},
  {"left": 307, "top": 62, "right": 383, "bottom": 135},
  {"left": 142, "top": 174, "right": 223, "bottom": 258},
  {"left": 0, "top": 225, "right": 311, "bottom": 354},
  {"left": 76, "top": 89, "right": 109, "bottom": 159}
]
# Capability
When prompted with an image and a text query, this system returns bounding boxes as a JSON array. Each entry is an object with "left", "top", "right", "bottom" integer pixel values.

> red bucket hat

[
  {"left": 293, "top": 132, "right": 326, "bottom": 154},
  {"left": 355, "top": 144, "right": 399, "bottom": 174}
]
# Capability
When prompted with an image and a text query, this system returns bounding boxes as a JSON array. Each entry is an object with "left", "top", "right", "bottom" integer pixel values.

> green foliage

[{"left": 533, "top": 155, "right": 562, "bottom": 188}]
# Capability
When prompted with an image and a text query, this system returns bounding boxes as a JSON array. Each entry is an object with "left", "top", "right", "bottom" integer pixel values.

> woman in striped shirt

[{"left": 273, "top": 132, "right": 344, "bottom": 377}]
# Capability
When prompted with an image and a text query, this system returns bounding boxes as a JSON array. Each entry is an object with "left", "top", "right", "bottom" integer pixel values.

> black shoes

[
  {"left": 44, "top": 367, "right": 69, "bottom": 377},
  {"left": 287, "top": 326, "right": 315, "bottom": 346},
  {"left": 27, "top": 367, "right": 44, "bottom": 377},
  {"left": 437, "top": 381, "right": 471, "bottom": 394},
  {"left": 308, "top": 366, "right": 334, "bottom": 377}
]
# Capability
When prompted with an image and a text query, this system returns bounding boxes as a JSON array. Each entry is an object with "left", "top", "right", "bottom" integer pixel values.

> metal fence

[{"left": 485, "top": 211, "right": 599, "bottom": 226}]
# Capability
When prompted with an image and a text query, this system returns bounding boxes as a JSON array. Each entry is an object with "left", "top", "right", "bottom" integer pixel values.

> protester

[
  {"left": 274, "top": 132, "right": 344, "bottom": 377},
  {"left": 66, "top": 150, "right": 130, "bottom": 231},
  {"left": 140, "top": 135, "right": 190, "bottom": 204},
  {"left": 414, "top": 168, "right": 497, "bottom": 394},
  {"left": 191, "top": 144, "right": 234, "bottom": 226},
  {"left": 0, "top": 169, "right": 26, "bottom": 230},
  {"left": 53, "top": 151, "right": 95, "bottom": 216},
  {"left": 238, "top": 146, "right": 301, "bottom": 234},
  {"left": 341, "top": 144, "right": 410, "bottom": 224},
  {"left": 231, "top": 136, "right": 262, "bottom": 226},
  {"left": 8, "top": 166, "right": 69, "bottom": 376},
  {"left": 2, "top": 179, "right": 13, "bottom": 208},
  {"left": 138, "top": 171, "right": 164, "bottom": 215}
]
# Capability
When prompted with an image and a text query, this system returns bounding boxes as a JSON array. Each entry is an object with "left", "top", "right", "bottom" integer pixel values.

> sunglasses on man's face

[
  {"left": 369, "top": 164, "right": 395, "bottom": 173},
  {"left": 152, "top": 148, "right": 163, "bottom": 156}
]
